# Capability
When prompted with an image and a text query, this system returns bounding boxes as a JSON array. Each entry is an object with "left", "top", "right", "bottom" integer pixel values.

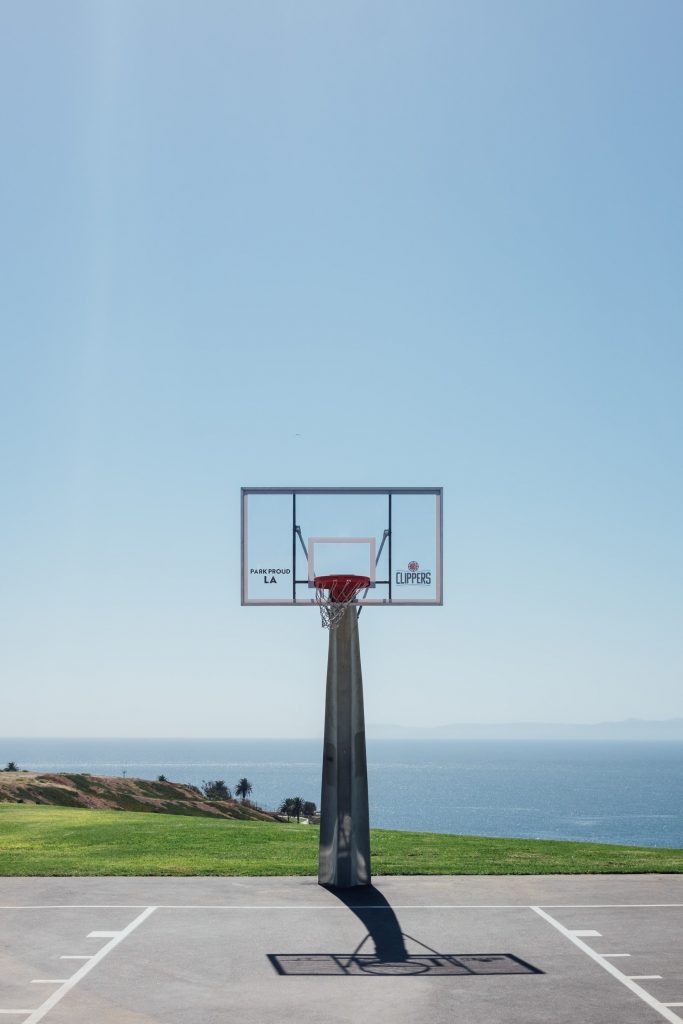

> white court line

[
  {"left": 531, "top": 906, "right": 683, "bottom": 1024},
  {"left": 0, "top": 903, "right": 536, "bottom": 911},
  {"left": 0, "top": 1013, "right": 38, "bottom": 1017},
  {"left": 572, "top": 930, "right": 602, "bottom": 937},
  {"left": 0, "top": 903, "right": 524, "bottom": 910},
  {"left": 30, "top": 981, "right": 67, "bottom": 985},
  {"left": 630, "top": 976, "right": 663, "bottom": 980},
  {"left": 58, "top": 956, "right": 91, "bottom": 961},
  {"left": 87, "top": 930, "right": 119, "bottom": 938},
  {"left": 542, "top": 904, "right": 683, "bottom": 909},
  {"left": 151, "top": 903, "right": 534, "bottom": 911},
  {"left": 0, "top": 901, "right": 682, "bottom": 910},
  {"left": 601, "top": 953, "right": 631, "bottom": 958},
  {"left": 22, "top": 906, "right": 156, "bottom": 1024}
]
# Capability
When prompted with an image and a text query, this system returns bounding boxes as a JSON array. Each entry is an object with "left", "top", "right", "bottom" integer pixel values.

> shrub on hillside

[{"left": 201, "top": 780, "right": 232, "bottom": 801}]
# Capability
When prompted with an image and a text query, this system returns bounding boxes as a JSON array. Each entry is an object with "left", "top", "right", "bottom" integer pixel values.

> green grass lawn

[{"left": 1, "top": 805, "right": 681, "bottom": 876}]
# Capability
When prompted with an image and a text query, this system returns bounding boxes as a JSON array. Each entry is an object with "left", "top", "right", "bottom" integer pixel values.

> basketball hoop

[{"left": 314, "top": 574, "right": 371, "bottom": 630}]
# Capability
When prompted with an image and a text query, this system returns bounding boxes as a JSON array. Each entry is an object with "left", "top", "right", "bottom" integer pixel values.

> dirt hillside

[{"left": 0, "top": 771, "right": 280, "bottom": 821}]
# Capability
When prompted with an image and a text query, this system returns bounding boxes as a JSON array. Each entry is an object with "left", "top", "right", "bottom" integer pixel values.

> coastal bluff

[{"left": 0, "top": 771, "right": 280, "bottom": 822}]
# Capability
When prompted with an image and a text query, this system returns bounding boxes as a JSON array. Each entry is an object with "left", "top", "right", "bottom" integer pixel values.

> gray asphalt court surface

[{"left": 1, "top": 875, "right": 682, "bottom": 1023}]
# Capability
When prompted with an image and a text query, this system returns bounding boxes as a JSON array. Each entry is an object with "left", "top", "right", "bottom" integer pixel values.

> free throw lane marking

[
  {"left": 571, "top": 930, "right": 602, "bottom": 937},
  {"left": 629, "top": 976, "right": 664, "bottom": 980},
  {"left": 87, "top": 931, "right": 119, "bottom": 938},
  {"left": 59, "top": 956, "right": 91, "bottom": 961},
  {"left": 22, "top": 906, "right": 156, "bottom": 1024},
  {"left": 531, "top": 906, "right": 683, "bottom": 1024}
]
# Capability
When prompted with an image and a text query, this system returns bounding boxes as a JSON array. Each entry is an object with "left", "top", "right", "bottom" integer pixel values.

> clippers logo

[{"left": 395, "top": 561, "right": 431, "bottom": 586}]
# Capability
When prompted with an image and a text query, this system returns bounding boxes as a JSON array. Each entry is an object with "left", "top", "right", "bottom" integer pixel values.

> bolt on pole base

[{"left": 318, "top": 605, "right": 371, "bottom": 888}]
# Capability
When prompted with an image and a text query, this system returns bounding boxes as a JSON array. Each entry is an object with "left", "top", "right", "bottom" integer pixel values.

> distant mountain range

[{"left": 367, "top": 718, "right": 683, "bottom": 740}]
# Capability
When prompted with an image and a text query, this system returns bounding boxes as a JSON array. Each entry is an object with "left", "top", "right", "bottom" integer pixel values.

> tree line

[
  {"left": 195, "top": 778, "right": 316, "bottom": 819},
  {"left": 197, "top": 777, "right": 254, "bottom": 802},
  {"left": 278, "top": 797, "right": 317, "bottom": 822}
]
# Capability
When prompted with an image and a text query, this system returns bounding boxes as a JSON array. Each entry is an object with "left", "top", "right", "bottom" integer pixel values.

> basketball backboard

[{"left": 241, "top": 487, "right": 443, "bottom": 606}]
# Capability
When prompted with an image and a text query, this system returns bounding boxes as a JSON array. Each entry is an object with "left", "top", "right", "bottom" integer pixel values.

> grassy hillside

[
  {"left": 1, "top": 805, "right": 681, "bottom": 876},
  {"left": 0, "top": 771, "right": 278, "bottom": 821}
]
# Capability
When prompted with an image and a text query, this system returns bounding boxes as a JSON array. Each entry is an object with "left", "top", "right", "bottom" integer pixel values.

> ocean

[{"left": 2, "top": 738, "right": 681, "bottom": 848}]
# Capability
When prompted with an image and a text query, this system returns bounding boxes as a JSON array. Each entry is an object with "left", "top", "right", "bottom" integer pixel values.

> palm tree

[
  {"left": 278, "top": 798, "right": 292, "bottom": 819},
  {"left": 235, "top": 777, "right": 253, "bottom": 803},
  {"left": 280, "top": 796, "right": 305, "bottom": 822}
]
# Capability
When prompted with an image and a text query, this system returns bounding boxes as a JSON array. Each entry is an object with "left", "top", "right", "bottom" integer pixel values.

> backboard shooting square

[{"left": 307, "top": 538, "right": 377, "bottom": 587}]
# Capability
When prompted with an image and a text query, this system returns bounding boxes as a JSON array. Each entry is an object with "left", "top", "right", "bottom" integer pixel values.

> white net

[{"left": 315, "top": 588, "right": 354, "bottom": 630}]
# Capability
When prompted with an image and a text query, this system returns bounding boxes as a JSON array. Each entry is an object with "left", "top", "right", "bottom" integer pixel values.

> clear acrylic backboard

[{"left": 241, "top": 487, "right": 443, "bottom": 606}]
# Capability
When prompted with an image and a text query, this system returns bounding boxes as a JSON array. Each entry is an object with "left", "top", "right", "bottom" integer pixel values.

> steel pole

[{"left": 318, "top": 605, "right": 371, "bottom": 888}]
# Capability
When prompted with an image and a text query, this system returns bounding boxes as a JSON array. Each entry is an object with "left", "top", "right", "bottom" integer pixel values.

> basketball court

[{"left": 1, "top": 874, "right": 682, "bottom": 1023}]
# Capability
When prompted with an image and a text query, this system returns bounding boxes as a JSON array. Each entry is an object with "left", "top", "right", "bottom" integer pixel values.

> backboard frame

[{"left": 241, "top": 487, "right": 443, "bottom": 607}]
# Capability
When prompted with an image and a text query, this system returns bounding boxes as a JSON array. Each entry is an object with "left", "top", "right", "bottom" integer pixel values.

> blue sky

[{"left": 1, "top": 1, "right": 681, "bottom": 737}]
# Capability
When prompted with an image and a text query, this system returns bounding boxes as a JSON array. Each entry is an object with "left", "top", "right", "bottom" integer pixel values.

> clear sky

[{"left": 1, "top": 1, "right": 681, "bottom": 737}]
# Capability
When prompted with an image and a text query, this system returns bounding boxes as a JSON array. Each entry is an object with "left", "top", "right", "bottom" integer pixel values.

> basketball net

[{"left": 314, "top": 575, "right": 371, "bottom": 630}]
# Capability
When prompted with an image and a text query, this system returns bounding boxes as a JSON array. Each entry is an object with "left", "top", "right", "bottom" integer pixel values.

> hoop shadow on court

[{"left": 268, "top": 886, "right": 543, "bottom": 978}]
